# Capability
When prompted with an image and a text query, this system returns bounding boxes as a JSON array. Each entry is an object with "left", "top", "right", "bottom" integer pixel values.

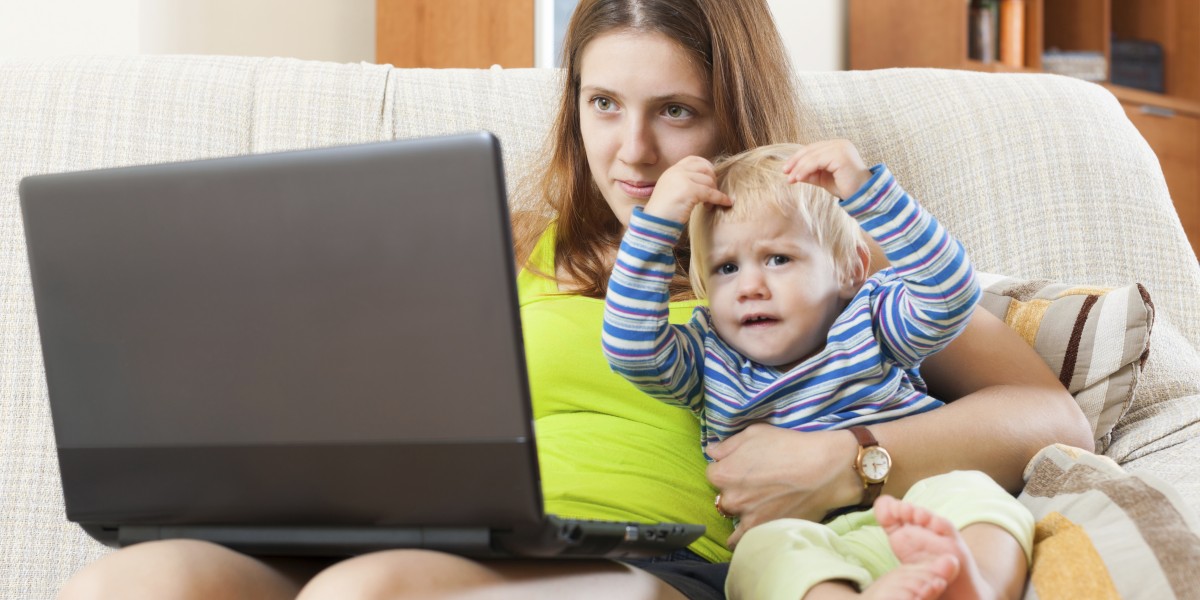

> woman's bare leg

[
  {"left": 58, "top": 540, "right": 329, "bottom": 600},
  {"left": 297, "top": 549, "right": 689, "bottom": 600},
  {"left": 61, "top": 543, "right": 693, "bottom": 599}
]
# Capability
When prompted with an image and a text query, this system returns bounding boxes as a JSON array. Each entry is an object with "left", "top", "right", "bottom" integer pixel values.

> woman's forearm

[
  {"left": 875, "top": 308, "right": 1094, "bottom": 495},
  {"left": 871, "top": 382, "right": 1091, "bottom": 495}
]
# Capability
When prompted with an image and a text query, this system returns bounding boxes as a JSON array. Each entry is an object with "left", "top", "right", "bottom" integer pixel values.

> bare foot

[
  {"left": 857, "top": 557, "right": 955, "bottom": 600},
  {"left": 874, "top": 495, "right": 996, "bottom": 600},
  {"left": 807, "top": 557, "right": 954, "bottom": 600}
]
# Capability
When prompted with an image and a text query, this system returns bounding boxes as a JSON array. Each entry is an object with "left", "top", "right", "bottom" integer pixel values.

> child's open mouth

[{"left": 742, "top": 315, "right": 778, "bottom": 327}]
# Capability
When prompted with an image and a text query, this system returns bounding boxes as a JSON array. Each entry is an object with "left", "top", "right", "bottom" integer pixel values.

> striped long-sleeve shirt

[{"left": 602, "top": 165, "right": 980, "bottom": 454}]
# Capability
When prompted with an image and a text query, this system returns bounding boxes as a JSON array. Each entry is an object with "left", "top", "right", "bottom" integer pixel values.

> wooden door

[{"left": 377, "top": 0, "right": 534, "bottom": 68}]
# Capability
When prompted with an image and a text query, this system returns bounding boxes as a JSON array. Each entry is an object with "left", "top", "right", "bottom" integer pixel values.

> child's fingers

[
  {"left": 681, "top": 168, "right": 729, "bottom": 203},
  {"left": 781, "top": 145, "right": 809, "bottom": 174},
  {"left": 681, "top": 172, "right": 729, "bottom": 207},
  {"left": 699, "top": 187, "right": 732, "bottom": 207},
  {"left": 785, "top": 147, "right": 835, "bottom": 181}
]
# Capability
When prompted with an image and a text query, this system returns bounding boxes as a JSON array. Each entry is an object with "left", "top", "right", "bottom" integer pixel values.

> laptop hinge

[{"left": 118, "top": 525, "right": 494, "bottom": 557}]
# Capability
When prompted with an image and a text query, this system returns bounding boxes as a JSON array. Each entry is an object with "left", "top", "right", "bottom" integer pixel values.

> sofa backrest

[{"left": 4, "top": 57, "right": 1196, "bottom": 339}]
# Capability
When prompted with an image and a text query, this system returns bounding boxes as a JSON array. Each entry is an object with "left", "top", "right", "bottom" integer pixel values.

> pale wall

[
  {"left": 0, "top": 0, "right": 374, "bottom": 63},
  {"left": 0, "top": 0, "right": 139, "bottom": 57},
  {"left": 771, "top": 0, "right": 846, "bottom": 72}
]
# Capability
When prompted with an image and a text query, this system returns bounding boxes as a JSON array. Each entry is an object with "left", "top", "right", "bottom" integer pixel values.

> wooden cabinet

[
  {"left": 376, "top": 0, "right": 534, "bottom": 68},
  {"left": 1121, "top": 94, "right": 1200, "bottom": 250},
  {"left": 849, "top": 0, "right": 1200, "bottom": 257}
]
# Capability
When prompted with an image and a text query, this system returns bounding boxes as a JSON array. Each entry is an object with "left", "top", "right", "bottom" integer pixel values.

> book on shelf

[
  {"left": 1042, "top": 49, "right": 1106, "bottom": 82},
  {"left": 969, "top": 0, "right": 998, "bottom": 63},
  {"left": 999, "top": 0, "right": 1025, "bottom": 67}
]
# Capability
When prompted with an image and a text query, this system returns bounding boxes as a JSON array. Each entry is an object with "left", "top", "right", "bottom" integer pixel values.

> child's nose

[{"left": 737, "top": 269, "right": 769, "bottom": 300}]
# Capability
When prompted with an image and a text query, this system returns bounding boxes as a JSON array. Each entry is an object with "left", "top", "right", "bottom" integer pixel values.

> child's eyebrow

[
  {"left": 707, "top": 248, "right": 734, "bottom": 265},
  {"left": 754, "top": 238, "right": 807, "bottom": 253}
]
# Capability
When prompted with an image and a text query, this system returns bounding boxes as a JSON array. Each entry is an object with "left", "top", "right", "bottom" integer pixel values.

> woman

[{"left": 59, "top": 1, "right": 1092, "bottom": 598}]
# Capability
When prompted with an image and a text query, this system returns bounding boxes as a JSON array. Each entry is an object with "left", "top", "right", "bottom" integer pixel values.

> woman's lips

[{"left": 618, "top": 180, "right": 655, "bottom": 199}]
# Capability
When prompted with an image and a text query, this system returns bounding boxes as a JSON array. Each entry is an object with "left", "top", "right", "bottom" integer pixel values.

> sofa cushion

[
  {"left": 1018, "top": 444, "right": 1200, "bottom": 599},
  {"left": 976, "top": 272, "right": 1154, "bottom": 451}
]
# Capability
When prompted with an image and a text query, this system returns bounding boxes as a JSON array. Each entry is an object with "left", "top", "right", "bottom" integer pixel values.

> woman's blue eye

[{"left": 767, "top": 255, "right": 791, "bottom": 266}]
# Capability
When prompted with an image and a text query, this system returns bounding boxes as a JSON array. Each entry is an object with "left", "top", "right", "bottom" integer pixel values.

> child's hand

[
  {"left": 642, "top": 156, "right": 731, "bottom": 224},
  {"left": 782, "top": 140, "right": 872, "bottom": 200}
]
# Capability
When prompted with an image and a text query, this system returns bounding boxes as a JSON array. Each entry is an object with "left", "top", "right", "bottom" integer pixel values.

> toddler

[{"left": 603, "top": 141, "right": 1033, "bottom": 599}]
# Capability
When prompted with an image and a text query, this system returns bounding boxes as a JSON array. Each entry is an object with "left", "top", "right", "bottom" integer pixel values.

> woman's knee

[
  {"left": 297, "top": 551, "right": 680, "bottom": 600},
  {"left": 297, "top": 549, "right": 497, "bottom": 600},
  {"left": 58, "top": 539, "right": 302, "bottom": 600}
]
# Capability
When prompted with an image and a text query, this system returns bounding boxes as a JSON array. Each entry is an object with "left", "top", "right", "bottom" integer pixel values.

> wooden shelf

[
  {"left": 1105, "top": 84, "right": 1200, "bottom": 118},
  {"left": 962, "top": 60, "right": 1039, "bottom": 74},
  {"left": 849, "top": 0, "right": 1200, "bottom": 257}
]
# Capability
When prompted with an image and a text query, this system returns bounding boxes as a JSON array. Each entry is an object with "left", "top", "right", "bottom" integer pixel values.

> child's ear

[{"left": 838, "top": 245, "right": 870, "bottom": 299}]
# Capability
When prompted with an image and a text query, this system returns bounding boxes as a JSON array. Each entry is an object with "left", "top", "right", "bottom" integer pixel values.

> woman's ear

[{"left": 838, "top": 245, "right": 871, "bottom": 299}]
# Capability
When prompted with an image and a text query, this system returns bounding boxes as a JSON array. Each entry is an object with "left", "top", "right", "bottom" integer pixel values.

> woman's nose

[{"left": 616, "top": 118, "right": 657, "bottom": 166}]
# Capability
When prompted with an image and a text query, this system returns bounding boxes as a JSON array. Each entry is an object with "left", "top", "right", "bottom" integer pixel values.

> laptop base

[{"left": 85, "top": 516, "right": 705, "bottom": 559}]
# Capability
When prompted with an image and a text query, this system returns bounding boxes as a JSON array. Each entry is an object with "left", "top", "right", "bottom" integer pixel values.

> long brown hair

[{"left": 512, "top": 0, "right": 802, "bottom": 299}]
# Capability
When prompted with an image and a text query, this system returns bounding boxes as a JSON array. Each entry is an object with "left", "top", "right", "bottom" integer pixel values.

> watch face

[{"left": 861, "top": 446, "right": 891, "bottom": 482}]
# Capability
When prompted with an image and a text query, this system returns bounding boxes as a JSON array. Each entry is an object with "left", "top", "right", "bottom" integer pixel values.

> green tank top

[{"left": 516, "top": 226, "right": 733, "bottom": 563}]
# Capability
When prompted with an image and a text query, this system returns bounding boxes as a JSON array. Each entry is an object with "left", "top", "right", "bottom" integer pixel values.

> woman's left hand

[{"left": 706, "top": 423, "right": 861, "bottom": 547}]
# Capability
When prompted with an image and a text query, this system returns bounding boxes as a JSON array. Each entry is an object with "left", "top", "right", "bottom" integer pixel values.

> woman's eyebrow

[
  {"left": 580, "top": 84, "right": 709, "bottom": 107},
  {"left": 580, "top": 84, "right": 615, "bottom": 96}
]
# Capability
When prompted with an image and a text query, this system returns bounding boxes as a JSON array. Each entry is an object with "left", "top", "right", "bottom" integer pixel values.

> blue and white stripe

[{"left": 602, "top": 165, "right": 980, "bottom": 455}]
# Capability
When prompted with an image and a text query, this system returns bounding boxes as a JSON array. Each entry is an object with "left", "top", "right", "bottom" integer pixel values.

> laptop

[{"left": 20, "top": 131, "right": 704, "bottom": 559}]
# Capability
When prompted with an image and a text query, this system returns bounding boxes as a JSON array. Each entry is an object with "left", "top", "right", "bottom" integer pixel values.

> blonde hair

[
  {"left": 689, "top": 143, "right": 870, "bottom": 299},
  {"left": 511, "top": 0, "right": 802, "bottom": 300}
]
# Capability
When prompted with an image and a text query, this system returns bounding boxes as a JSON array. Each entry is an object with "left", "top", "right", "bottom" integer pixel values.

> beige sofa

[{"left": 2, "top": 56, "right": 1199, "bottom": 598}]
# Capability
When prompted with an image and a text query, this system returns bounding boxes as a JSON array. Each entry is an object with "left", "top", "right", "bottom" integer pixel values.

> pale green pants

[{"left": 726, "top": 470, "right": 1034, "bottom": 600}]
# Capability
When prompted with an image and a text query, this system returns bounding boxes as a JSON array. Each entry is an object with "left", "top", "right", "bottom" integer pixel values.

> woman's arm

[
  {"left": 877, "top": 307, "right": 1095, "bottom": 493},
  {"left": 708, "top": 308, "right": 1094, "bottom": 546}
]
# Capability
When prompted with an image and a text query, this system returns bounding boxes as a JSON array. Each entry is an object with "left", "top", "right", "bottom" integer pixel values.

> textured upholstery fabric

[{"left": 2, "top": 56, "right": 1198, "bottom": 598}]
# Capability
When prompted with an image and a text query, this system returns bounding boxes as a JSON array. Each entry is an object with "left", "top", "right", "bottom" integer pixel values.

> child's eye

[
  {"left": 664, "top": 105, "right": 693, "bottom": 119},
  {"left": 716, "top": 263, "right": 738, "bottom": 275},
  {"left": 767, "top": 255, "right": 791, "bottom": 266}
]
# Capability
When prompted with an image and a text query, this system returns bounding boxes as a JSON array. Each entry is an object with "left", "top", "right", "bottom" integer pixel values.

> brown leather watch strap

[
  {"left": 850, "top": 425, "right": 886, "bottom": 507},
  {"left": 850, "top": 424, "right": 878, "bottom": 449},
  {"left": 821, "top": 427, "right": 888, "bottom": 523}
]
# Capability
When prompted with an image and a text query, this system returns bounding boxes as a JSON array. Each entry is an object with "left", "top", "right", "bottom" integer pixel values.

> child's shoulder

[{"left": 855, "top": 267, "right": 901, "bottom": 299}]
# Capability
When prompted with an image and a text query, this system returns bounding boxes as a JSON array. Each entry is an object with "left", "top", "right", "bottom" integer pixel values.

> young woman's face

[{"left": 578, "top": 30, "right": 721, "bottom": 227}]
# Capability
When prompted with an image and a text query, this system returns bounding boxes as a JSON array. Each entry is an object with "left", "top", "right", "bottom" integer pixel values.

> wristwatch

[{"left": 850, "top": 425, "right": 891, "bottom": 508}]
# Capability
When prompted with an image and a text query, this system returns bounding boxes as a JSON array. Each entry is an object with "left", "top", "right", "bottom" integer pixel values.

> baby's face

[{"left": 703, "top": 213, "right": 852, "bottom": 371}]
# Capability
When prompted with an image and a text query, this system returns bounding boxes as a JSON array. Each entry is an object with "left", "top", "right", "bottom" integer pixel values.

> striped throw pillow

[
  {"left": 1018, "top": 444, "right": 1200, "bottom": 599},
  {"left": 975, "top": 272, "right": 1154, "bottom": 451}
]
